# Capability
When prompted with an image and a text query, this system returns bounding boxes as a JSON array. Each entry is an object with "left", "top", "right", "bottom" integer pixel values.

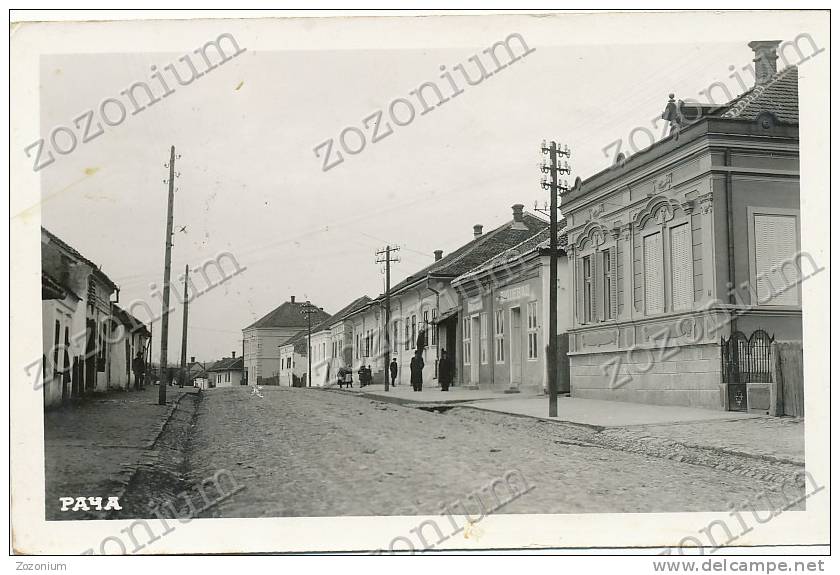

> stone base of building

[{"left": 569, "top": 343, "right": 726, "bottom": 410}]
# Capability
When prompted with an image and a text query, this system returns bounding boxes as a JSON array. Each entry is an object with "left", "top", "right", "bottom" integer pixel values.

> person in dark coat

[
  {"left": 438, "top": 349, "right": 452, "bottom": 391},
  {"left": 132, "top": 351, "right": 146, "bottom": 391},
  {"left": 389, "top": 358, "right": 398, "bottom": 387},
  {"left": 410, "top": 351, "right": 424, "bottom": 391}
]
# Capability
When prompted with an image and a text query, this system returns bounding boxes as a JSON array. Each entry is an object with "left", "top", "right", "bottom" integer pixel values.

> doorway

[{"left": 510, "top": 307, "right": 522, "bottom": 386}]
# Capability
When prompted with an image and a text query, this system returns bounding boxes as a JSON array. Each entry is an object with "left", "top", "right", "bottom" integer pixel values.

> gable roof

[
  {"left": 720, "top": 66, "right": 798, "bottom": 124},
  {"left": 565, "top": 65, "right": 799, "bottom": 204},
  {"left": 207, "top": 356, "right": 243, "bottom": 372},
  {"left": 454, "top": 221, "right": 568, "bottom": 285},
  {"left": 244, "top": 300, "right": 331, "bottom": 331},
  {"left": 42, "top": 227, "right": 118, "bottom": 291},
  {"left": 112, "top": 304, "right": 151, "bottom": 337},
  {"left": 385, "top": 212, "right": 549, "bottom": 297},
  {"left": 283, "top": 295, "right": 373, "bottom": 354}
]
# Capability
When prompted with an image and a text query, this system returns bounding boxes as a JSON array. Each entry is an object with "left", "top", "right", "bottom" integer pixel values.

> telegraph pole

[
  {"left": 376, "top": 245, "right": 400, "bottom": 392},
  {"left": 300, "top": 301, "right": 319, "bottom": 387},
  {"left": 178, "top": 264, "right": 190, "bottom": 388},
  {"left": 539, "top": 140, "right": 571, "bottom": 418},
  {"left": 158, "top": 145, "right": 177, "bottom": 405}
]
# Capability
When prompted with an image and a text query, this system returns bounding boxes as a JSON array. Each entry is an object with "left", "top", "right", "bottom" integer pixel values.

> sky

[{"left": 38, "top": 23, "right": 761, "bottom": 363}]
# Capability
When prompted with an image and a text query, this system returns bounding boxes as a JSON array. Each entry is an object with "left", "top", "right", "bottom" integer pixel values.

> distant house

[
  {"left": 110, "top": 305, "right": 152, "bottom": 391},
  {"left": 183, "top": 357, "right": 206, "bottom": 387},
  {"left": 206, "top": 353, "right": 244, "bottom": 388},
  {"left": 278, "top": 295, "right": 371, "bottom": 387},
  {"left": 242, "top": 296, "right": 330, "bottom": 385},
  {"left": 41, "top": 227, "right": 148, "bottom": 407}
]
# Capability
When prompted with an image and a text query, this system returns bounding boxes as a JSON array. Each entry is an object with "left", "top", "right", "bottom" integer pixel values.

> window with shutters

[
  {"left": 644, "top": 232, "right": 664, "bottom": 315},
  {"left": 670, "top": 223, "right": 693, "bottom": 310},
  {"left": 582, "top": 255, "right": 593, "bottom": 323},
  {"left": 753, "top": 213, "right": 800, "bottom": 306},
  {"left": 527, "top": 301, "right": 538, "bottom": 360},
  {"left": 431, "top": 309, "right": 438, "bottom": 345},
  {"left": 404, "top": 321, "right": 410, "bottom": 351},
  {"left": 411, "top": 315, "right": 417, "bottom": 348},
  {"left": 602, "top": 249, "right": 617, "bottom": 320},
  {"left": 494, "top": 309, "right": 505, "bottom": 363},
  {"left": 462, "top": 317, "right": 471, "bottom": 365},
  {"left": 479, "top": 313, "right": 488, "bottom": 364}
]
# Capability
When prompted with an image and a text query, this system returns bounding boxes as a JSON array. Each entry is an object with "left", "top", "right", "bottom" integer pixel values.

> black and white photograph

[{"left": 8, "top": 7, "right": 831, "bottom": 563}]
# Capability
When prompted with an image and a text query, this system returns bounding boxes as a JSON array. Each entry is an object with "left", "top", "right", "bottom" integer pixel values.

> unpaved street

[{"left": 180, "top": 387, "right": 804, "bottom": 517}]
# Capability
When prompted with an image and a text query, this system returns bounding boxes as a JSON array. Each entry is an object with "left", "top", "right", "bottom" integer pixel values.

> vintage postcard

[{"left": 8, "top": 9, "right": 831, "bottom": 559}]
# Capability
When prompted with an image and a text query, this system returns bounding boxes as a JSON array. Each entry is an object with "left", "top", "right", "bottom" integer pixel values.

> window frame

[
  {"left": 747, "top": 206, "right": 802, "bottom": 308},
  {"left": 494, "top": 309, "right": 505, "bottom": 364},
  {"left": 526, "top": 301, "right": 538, "bottom": 360},
  {"left": 462, "top": 315, "right": 472, "bottom": 366}
]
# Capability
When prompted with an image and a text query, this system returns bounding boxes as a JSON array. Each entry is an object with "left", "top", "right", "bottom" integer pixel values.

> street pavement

[
  {"left": 187, "top": 386, "right": 805, "bottom": 517},
  {"left": 43, "top": 384, "right": 195, "bottom": 520}
]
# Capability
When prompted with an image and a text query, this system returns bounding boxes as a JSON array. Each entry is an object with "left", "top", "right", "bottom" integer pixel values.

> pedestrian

[
  {"left": 438, "top": 349, "right": 452, "bottom": 391},
  {"left": 132, "top": 351, "right": 146, "bottom": 391},
  {"left": 389, "top": 357, "right": 398, "bottom": 387},
  {"left": 410, "top": 350, "right": 424, "bottom": 392}
]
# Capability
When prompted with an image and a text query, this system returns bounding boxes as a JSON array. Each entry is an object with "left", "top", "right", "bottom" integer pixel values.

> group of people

[{"left": 389, "top": 349, "right": 453, "bottom": 392}]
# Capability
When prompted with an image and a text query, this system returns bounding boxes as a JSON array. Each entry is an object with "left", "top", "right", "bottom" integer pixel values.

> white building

[
  {"left": 206, "top": 353, "right": 244, "bottom": 388},
  {"left": 41, "top": 228, "right": 148, "bottom": 408},
  {"left": 242, "top": 296, "right": 330, "bottom": 385}
]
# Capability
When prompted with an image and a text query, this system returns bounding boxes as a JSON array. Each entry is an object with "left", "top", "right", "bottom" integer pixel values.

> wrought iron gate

[{"left": 721, "top": 329, "right": 774, "bottom": 411}]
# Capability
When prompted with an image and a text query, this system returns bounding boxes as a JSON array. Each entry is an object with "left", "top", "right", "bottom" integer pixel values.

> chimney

[
  {"left": 473, "top": 224, "right": 483, "bottom": 238},
  {"left": 232, "top": 351, "right": 236, "bottom": 358},
  {"left": 748, "top": 40, "right": 781, "bottom": 86},
  {"left": 190, "top": 356, "right": 195, "bottom": 363},
  {"left": 511, "top": 204, "right": 527, "bottom": 230},
  {"left": 434, "top": 250, "right": 443, "bottom": 261},
  {"left": 290, "top": 295, "right": 296, "bottom": 303}
]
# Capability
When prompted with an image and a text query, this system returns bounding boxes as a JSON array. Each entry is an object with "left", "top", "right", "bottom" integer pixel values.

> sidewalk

[
  {"left": 329, "top": 382, "right": 543, "bottom": 405},
  {"left": 460, "top": 396, "right": 804, "bottom": 465},
  {"left": 43, "top": 384, "right": 196, "bottom": 520},
  {"left": 328, "top": 385, "right": 804, "bottom": 465}
]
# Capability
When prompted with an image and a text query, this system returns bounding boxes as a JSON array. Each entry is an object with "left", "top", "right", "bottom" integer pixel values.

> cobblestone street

[{"left": 183, "top": 387, "right": 806, "bottom": 517}]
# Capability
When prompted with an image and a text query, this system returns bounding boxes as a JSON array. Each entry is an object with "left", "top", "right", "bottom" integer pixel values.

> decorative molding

[
  {"left": 649, "top": 172, "right": 673, "bottom": 196},
  {"left": 622, "top": 223, "right": 633, "bottom": 241},
  {"left": 575, "top": 221, "right": 609, "bottom": 251},
  {"left": 634, "top": 195, "right": 681, "bottom": 229},
  {"left": 582, "top": 330, "right": 617, "bottom": 348},
  {"left": 680, "top": 199, "right": 696, "bottom": 215},
  {"left": 698, "top": 192, "right": 714, "bottom": 215},
  {"left": 588, "top": 203, "right": 605, "bottom": 221}
]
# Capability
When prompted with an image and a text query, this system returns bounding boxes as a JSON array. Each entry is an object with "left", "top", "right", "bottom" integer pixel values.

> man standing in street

[
  {"left": 410, "top": 350, "right": 424, "bottom": 392},
  {"left": 389, "top": 357, "right": 398, "bottom": 387},
  {"left": 438, "top": 349, "right": 452, "bottom": 392},
  {"left": 132, "top": 351, "right": 146, "bottom": 391}
]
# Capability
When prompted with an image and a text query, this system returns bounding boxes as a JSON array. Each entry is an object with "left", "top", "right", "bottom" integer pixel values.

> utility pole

[
  {"left": 158, "top": 145, "right": 178, "bottom": 405},
  {"left": 376, "top": 245, "right": 400, "bottom": 392},
  {"left": 300, "top": 301, "right": 319, "bottom": 388},
  {"left": 178, "top": 264, "right": 190, "bottom": 388},
  {"left": 539, "top": 140, "right": 571, "bottom": 418}
]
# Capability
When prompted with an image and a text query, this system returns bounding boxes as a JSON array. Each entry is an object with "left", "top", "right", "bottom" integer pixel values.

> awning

[{"left": 432, "top": 306, "right": 461, "bottom": 324}]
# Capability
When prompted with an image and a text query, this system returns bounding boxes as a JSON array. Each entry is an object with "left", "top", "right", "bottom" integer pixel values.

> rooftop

[
  {"left": 207, "top": 356, "right": 244, "bottom": 372},
  {"left": 41, "top": 227, "right": 118, "bottom": 291},
  {"left": 385, "top": 209, "right": 549, "bottom": 297},
  {"left": 243, "top": 299, "right": 331, "bottom": 331}
]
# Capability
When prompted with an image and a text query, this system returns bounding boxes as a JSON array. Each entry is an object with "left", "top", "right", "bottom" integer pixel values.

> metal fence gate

[{"left": 720, "top": 329, "right": 774, "bottom": 412}]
